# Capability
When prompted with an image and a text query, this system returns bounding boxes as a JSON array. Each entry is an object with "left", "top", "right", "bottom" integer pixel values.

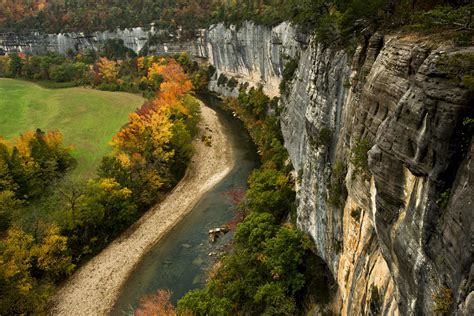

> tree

[
  {"left": 0, "top": 191, "right": 21, "bottom": 233},
  {"left": 31, "top": 225, "right": 75, "bottom": 281},
  {"left": 9, "top": 53, "right": 24, "bottom": 77},
  {"left": 135, "top": 289, "right": 177, "bottom": 316},
  {"left": 96, "top": 57, "right": 118, "bottom": 83},
  {"left": 57, "top": 179, "right": 86, "bottom": 228}
]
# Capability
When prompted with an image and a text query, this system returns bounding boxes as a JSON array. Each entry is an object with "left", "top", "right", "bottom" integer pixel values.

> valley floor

[{"left": 47, "top": 103, "right": 234, "bottom": 315}]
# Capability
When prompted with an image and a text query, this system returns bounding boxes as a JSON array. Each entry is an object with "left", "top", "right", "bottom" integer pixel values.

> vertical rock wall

[
  {"left": 205, "top": 22, "right": 473, "bottom": 315},
  {"left": 0, "top": 27, "right": 205, "bottom": 56},
  {"left": 204, "top": 21, "right": 306, "bottom": 97}
]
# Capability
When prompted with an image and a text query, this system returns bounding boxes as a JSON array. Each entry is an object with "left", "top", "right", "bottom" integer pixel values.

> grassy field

[{"left": 0, "top": 78, "right": 145, "bottom": 179}]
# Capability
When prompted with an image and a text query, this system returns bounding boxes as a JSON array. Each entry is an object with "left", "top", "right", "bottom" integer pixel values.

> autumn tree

[{"left": 135, "top": 289, "right": 177, "bottom": 316}]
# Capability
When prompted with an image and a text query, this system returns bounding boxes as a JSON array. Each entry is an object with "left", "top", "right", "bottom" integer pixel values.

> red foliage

[
  {"left": 223, "top": 189, "right": 245, "bottom": 206},
  {"left": 223, "top": 189, "right": 246, "bottom": 230},
  {"left": 135, "top": 289, "right": 176, "bottom": 316}
]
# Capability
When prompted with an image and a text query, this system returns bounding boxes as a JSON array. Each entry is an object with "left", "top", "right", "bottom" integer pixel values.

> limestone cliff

[
  {"left": 204, "top": 22, "right": 473, "bottom": 315},
  {"left": 0, "top": 27, "right": 203, "bottom": 56}
]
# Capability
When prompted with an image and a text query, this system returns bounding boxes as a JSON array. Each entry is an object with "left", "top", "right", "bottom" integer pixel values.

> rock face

[
  {"left": 4, "top": 20, "right": 472, "bottom": 315},
  {"left": 202, "top": 21, "right": 307, "bottom": 97},
  {"left": 204, "top": 22, "right": 473, "bottom": 315},
  {"left": 0, "top": 27, "right": 204, "bottom": 56}
]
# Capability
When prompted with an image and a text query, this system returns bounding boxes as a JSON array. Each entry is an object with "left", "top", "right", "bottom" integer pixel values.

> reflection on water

[{"left": 111, "top": 95, "right": 259, "bottom": 315}]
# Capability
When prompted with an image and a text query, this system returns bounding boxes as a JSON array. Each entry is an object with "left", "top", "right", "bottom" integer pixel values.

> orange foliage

[
  {"left": 96, "top": 57, "right": 118, "bottom": 83},
  {"left": 0, "top": 0, "right": 47, "bottom": 24},
  {"left": 111, "top": 111, "right": 174, "bottom": 160},
  {"left": 135, "top": 290, "right": 177, "bottom": 316},
  {"left": 111, "top": 58, "right": 194, "bottom": 170}
]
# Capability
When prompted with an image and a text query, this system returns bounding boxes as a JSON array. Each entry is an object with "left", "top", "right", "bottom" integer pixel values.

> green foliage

[
  {"left": 245, "top": 169, "right": 295, "bottom": 220},
  {"left": 328, "top": 160, "right": 348, "bottom": 208},
  {"left": 438, "top": 53, "right": 474, "bottom": 92},
  {"left": 436, "top": 189, "right": 451, "bottom": 209},
  {"left": 178, "top": 287, "right": 233, "bottom": 315},
  {"left": 227, "top": 77, "right": 238, "bottom": 89},
  {"left": 310, "top": 127, "right": 333, "bottom": 148},
  {"left": 179, "top": 214, "right": 310, "bottom": 315},
  {"left": 217, "top": 73, "right": 228, "bottom": 86},
  {"left": 411, "top": 4, "right": 473, "bottom": 31},
  {"left": 238, "top": 86, "right": 270, "bottom": 118},
  {"left": 279, "top": 58, "right": 299, "bottom": 94},
  {"left": 351, "top": 138, "right": 372, "bottom": 174},
  {"left": 192, "top": 66, "right": 211, "bottom": 92},
  {"left": 433, "top": 287, "right": 453, "bottom": 314},
  {"left": 9, "top": 53, "right": 23, "bottom": 77},
  {"left": 0, "top": 190, "right": 21, "bottom": 233},
  {"left": 0, "top": 129, "right": 76, "bottom": 201}
]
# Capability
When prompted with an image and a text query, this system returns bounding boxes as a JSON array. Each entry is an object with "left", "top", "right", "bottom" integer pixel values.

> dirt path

[{"left": 48, "top": 103, "right": 234, "bottom": 315}]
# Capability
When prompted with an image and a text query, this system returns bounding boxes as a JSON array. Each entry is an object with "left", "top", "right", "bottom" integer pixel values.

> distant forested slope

[{"left": 1, "top": 1, "right": 471, "bottom": 37}]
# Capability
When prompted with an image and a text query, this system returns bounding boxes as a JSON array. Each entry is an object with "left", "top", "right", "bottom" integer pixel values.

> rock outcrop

[
  {"left": 203, "top": 21, "right": 306, "bottom": 97},
  {"left": 205, "top": 22, "right": 473, "bottom": 315},
  {"left": 4, "top": 20, "right": 472, "bottom": 315},
  {"left": 0, "top": 27, "right": 204, "bottom": 56}
]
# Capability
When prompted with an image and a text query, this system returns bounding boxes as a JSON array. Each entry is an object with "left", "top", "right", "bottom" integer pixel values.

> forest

[
  {"left": 0, "top": 53, "right": 201, "bottom": 314},
  {"left": 0, "top": 0, "right": 472, "bottom": 314},
  {"left": 0, "top": 1, "right": 472, "bottom": 41}
]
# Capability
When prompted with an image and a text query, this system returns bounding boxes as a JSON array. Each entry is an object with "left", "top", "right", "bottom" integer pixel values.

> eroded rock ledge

[{"left": 205, "top": 22, "right": 473, "bottom": 315}]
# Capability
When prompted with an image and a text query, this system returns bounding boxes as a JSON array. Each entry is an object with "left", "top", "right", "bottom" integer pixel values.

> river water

[{"left": 111, "top": 95, "right": 259, "bottom": 315}]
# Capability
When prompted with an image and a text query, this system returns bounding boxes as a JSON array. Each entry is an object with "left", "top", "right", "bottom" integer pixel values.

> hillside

[
  {"left": 0, "top": 0, "right": 472, "bottom": 315},
  {"left": 0, "top": 78, "right": 144, "bottom": 178}
]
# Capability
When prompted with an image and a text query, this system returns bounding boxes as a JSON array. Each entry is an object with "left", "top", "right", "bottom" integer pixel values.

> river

[{"left": 111, "top": 95, "right": 259, "bottom": 315}]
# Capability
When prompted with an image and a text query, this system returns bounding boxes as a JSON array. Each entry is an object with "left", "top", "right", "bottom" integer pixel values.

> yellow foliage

[
  {"left": 31, "top": 225, "right": 75, "bottom": 278},
  {"left": 97, "top": 57, "right": 118, "bottom": 83},
  {"left": 137, "top": 57, "right": 145, "bottom": 71},
  {"left": 117, "top": 153, "right": 131, "bottom": 167},
  {"left": 111, "top": 110, "right": 174, "bottom": 161},
  {"left": 0, "top": 227, "right": 34, "bottom": 294},
  {"left": 98, "top": 178, "right": 132, "bottom": 198}
]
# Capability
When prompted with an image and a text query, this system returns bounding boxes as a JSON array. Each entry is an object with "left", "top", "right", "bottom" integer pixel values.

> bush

[
  {"left": 310, "top": 127, "right": 333, "bottom": 148},
  {"left": 433, "top": 287, "right": 453, "bottom": 314},
  {"left": 436, "top": 189, "right": 451, "bottom": 209},
  {"left": 411, "top": 5, "right": 473, "bottom": 31},
  {"left": 328, "top": 160, "right": 348, "bottom": 208},
  {"left": 245, "top": 169, "right": 295, "bottom": 220},
  {"left": 227, "top": 77, "right": 238, "bottom": 89},
  {"left": 279, "top": 58, "right": 298, "bottom": 94},
  {"left": 351, "top": 138, "right": 372, "bottom": 173},
  {"left": 217, "top": 73, "right": 228, "bottom": 86}
]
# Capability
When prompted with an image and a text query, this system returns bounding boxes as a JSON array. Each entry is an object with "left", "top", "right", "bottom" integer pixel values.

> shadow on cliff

[{"left": 299, "top": 251, "right": 337, "bottom": 314}]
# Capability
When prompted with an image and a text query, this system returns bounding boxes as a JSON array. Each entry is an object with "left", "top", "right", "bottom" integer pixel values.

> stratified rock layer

[{"left": 205, "top": 22, "right": 473, "bottom": 315}]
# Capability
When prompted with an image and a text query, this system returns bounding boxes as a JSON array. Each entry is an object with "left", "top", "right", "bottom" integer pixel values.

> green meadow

[{"left": 0, "top": 78, "right": 144, "bottom": 178}]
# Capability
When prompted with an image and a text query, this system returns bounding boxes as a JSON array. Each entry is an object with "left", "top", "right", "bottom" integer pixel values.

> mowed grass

[{"left": 0, "top": 78, "right": 144, "bottom": 179}]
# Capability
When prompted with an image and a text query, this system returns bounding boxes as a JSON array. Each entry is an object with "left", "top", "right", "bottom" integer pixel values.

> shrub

[
  {"left": 328, "top": 160, "right": 348, "bottom": 208},
  {"left": 227, "top": 77, "right": 238, "bottom": 89},
  {"left": 313, "top": 127, "right": 333, "bottom": 148},
  {"left": 433, "top": 287, "right": 453, "bottom": 314},
  {"left": 279, "top": 58, "right": 298, "bottom": 94},
  {"left": 217, "top": 73, "right": 228, "bottom": 86},
  {"left": 351, "top": 138, "right": 372, "bottom": 173},
  {"left": 436, "top": 189, "right": 451, "bottom": 209}
]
